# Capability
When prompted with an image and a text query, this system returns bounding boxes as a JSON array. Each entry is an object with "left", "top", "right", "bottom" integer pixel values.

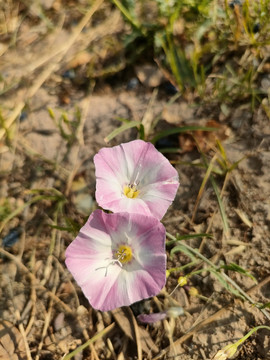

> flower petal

[
  {"left": 137, "top": 312, "right": 167, "bottom": 324},
  {"left": 65, "top": 211, "right": 166, "bottom": 311},
  {"left": 94, "top": 140, "right": 179, "bottom": 220}
]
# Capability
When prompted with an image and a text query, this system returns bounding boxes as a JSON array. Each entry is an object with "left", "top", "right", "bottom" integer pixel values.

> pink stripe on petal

[
  {"left": 101, "top": 197, "right": 153, "bottom": 218},
  {"left": 143, "top": 181, "right": 179, "bottom": 200},
  {"left": 112, "top": 268, "right": 162, "bottom": 308},
  {"left": 131, "top": 270, "right": 166, "bottom": 299},
  {"left": 141, "top": 183, "right": 179, "bottom": 219},
  {"left": 85, "top": 267, "right": 123, "bottom": 311},
  {"left": 94, "top": 141, "right": 141, "bottom": 187},
  {"left": 142, "top": 160, "right": 178, "bottom": 185},
  {"left": 144, "top": 199, "right": 172, "bottom": 221}
]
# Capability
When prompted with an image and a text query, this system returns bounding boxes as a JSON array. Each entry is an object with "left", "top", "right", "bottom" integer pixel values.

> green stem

[
  {"left": 112, "top": 0, "right": 141, "bottom": 31},
  {"left": 166, "top": 232, "right": 270, "bottom": 320},
  {"left": 235, "top": 325, "right": 270, "bottom": 347},
  {"left": 62, "top": 323, "right": 115, "bottom": 359},
  {"left": 167, "top": 260, "right": 199, "bottom": 274}
]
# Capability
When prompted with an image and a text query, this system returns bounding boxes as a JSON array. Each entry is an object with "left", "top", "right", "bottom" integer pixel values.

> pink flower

[
  {"left": 137, "top": 307, "right": 184, "bottom": 324},
  {"left": 65, "top": 210, "right": 166, "bottom": 311},
  {"left": 137, "top": 312, "right": 167, "bottom": 323},
  {"left": 94, "top": 140, "right": 179, "bottom": 220}
]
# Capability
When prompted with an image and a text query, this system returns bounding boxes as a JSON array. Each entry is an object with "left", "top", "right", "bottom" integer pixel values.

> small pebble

[
  {"left": 126, "top": 77, "right": 139, "bottom": 90},
  {"left": 2, "top": 227, "right": 22, "bottom": 247}
]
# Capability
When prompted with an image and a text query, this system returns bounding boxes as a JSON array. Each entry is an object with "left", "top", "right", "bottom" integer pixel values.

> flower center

[
  {"left": 95, "top": 244, "right": 133, "bottom": 276},
  {"left": 116, "top": 245, "right": 133, "bottom": 264},
  {"left": 123, "top": 184, "right": 139, "bottom": 199}
]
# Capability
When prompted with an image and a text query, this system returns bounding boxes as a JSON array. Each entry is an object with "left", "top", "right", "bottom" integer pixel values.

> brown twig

[
  {"left": 0, "top": 0, "right": 105, "bottom": 141},
  {"left": 0, "top": 248, "right": 73, "bottom": 314},
  {"left": 153, "top": 275, "right": 270, "bottom": 360},
  {"left": 35, "top": 269, "right": 59, "bottom": 360}
]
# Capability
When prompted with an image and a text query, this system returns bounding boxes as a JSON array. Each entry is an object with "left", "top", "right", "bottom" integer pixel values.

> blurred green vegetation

[{"left": 111, "top": 0, "right": 270, "bottom": 105}]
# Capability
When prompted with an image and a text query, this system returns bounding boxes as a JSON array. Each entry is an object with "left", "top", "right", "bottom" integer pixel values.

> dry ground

[{"left": 0, "top": 1, "right": 270, "bottom": 359}]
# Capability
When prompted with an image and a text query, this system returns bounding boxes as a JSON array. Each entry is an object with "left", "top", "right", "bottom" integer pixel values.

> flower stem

[
  {"left": 62, "top": 323, "right": 115, "bottom": 359},
  {"left": 166, "top": 232, "right": 270, "bottom": 320}
]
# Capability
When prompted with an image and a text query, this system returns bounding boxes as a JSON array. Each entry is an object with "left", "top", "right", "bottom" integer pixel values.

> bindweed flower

[
  {"left": 212, "top": 344, "right": 238, "bottom": 360},
  {"left": 137, "top": 306, "right": 184, "bottom": 324},
  {"left": 94, "top": 140, "right": 179, "bottom": 220},
  {"left": 137, "top": 312, "right": 167, "bottom": 323},
  {"left": 65, "top": 210, "right": 167, "bottom": 312}
]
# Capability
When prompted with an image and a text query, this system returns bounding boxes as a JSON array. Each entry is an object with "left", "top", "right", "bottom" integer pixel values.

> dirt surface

[{"left": 0, "top": 1, "right": 270, "bottom": 360}]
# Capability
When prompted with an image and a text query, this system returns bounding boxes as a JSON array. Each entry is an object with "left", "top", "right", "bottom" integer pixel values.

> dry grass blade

[
  {"left": 153, "top": 276, "right": 270, "bottom": 360},
  {"left": 112, "top": 307, "right": 158, "bottom": 355},
  {"left": 128, "top": 307, "right": 142, "bottom": 360},
  {"left": 141, "top": 88, "right": 158, "bottom": 139},
  {"left": 35, "top": 270, "right": 59, "bottom": 360},
  {"left": 191, "top": 154, "right": 217, "bottom": 223},
  {"left": 14, "top": 309, "right": 32, "bottom": 360},
  {"left": 62, "top": 323, "right": 115, "bottom": 360},
  {"left": 0, "top": 0, "right": 104, "bottom": 142},
  {"left": 234, "top": 208, "right": 253, "bottom": 228},
  {"left": 0, "top": 320, "right": 27, "bottom": 360},
  {"left": 0, "top": 248, "right": 73, "bottom": 314}
]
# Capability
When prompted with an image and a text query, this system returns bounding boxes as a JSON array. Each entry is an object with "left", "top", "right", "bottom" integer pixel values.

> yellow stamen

[
  {"left": 123, "top": 185, "right": 139, "bottom": 199},
  {"left": 116, "top": 245, "right": 133, "bottom": 264}
]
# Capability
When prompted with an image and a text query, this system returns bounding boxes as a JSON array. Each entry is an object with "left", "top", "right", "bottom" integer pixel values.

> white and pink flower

[
  {"left": 65, "top": 210, "right": 167, "bottom": 311},
  {"left": 94, "top": 140, "right": 179, "bottom": 220}
]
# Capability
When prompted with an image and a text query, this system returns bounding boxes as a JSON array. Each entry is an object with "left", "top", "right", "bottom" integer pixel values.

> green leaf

[
  {"left": 104, "top": 120, "right": 141, "bottom": 143},
  {"left": 62, "top": 323, "right": 115, "bottom": 359},
  {"left": 210, "top": 174, "right": 229, "bottom": 235},
  {"left": 138, "top": 124, "right": 145, "bottom": 140},
  {"left": 258, "top": 302, "right": 270, "bottom": 309},
  {"left": 166, "top": 233, "right": 212, "bottom": 246},
  {"left": 220, "top": 263, "right": 257, "bottom": 283},
  {"left": 170, "top": 244, "right": 196, "bottom": 261},
  {"left": 210, "top": 269, "right": 246, "bottom": 301}
]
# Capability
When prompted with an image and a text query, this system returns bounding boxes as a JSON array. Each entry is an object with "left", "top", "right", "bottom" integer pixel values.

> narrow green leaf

[
  {"left": 216, "top": 139, "right": 227, "bottom": 162},
  {"left": 192, "top": 154, "right": 217, "bottom": 222},
  {"left": 62, "top": 323, "right": 115, "bottom": 360},
  {"left": 170, "top": 244, "right": 196, "bottom": 261},
  {"left": 220, "top": 263, "right": 257, "bottom": 283},
  {"left": 115, "top": 117, "right": 131, "bottom": 124},
  {"left": 139, "top": 124, "right": 145, "bottom": 140},
  {"left": 228, "top": 156, "right": 246, "bottom": 172},
  {"left": 166, "top": 233, "right": 212, "bottom": 246},
  {"left": 210, "top": 174, "right": 229, "bottom": 235},
  {"left": 210, "top": 269, "right": 246, "bottom": 300},
  {"left": 259, "top": 302, "right": 270, "bottom": 309},
  {"left": 111, "top": 0, "right": 141, "bottom": 31},
  {"left": 47, "top": 107, "right": 55, "bottom": 120},
  {"left": 104, "top": 120, "right": 141, "bottom": 143}
]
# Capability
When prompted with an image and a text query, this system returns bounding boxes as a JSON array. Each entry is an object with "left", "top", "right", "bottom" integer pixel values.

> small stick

[
  {"left": 0, "top": 0, "right": 105, "bottom": 141},
  {"left": 0, "top": 248, "right": 73, "bottom": 314}
]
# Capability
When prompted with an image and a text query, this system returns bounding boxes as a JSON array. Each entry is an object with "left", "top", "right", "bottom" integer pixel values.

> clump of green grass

[{"left": 112, "top": 0, "right": 270, "bottom": 106}]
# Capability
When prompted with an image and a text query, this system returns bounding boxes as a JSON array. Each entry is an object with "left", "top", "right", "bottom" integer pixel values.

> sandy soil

[{"left": 0, "top": 1, "right": 270, "bottom": 359}]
